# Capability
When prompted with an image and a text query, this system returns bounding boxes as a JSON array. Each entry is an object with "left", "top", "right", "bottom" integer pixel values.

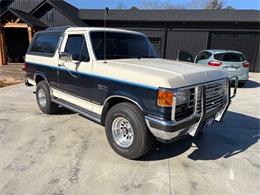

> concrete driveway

[{"left": 0, "top": 74, "right": 259, "bottom": 195}]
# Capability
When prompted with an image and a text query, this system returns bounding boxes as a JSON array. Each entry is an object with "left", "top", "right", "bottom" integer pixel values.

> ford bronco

[{"left": 25, "top": 27, "right": 236, "bottom": 159}]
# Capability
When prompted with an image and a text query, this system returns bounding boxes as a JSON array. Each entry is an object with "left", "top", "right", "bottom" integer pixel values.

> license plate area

[{"left": 227, "top": 67, "right": 238, "bottom": 71}]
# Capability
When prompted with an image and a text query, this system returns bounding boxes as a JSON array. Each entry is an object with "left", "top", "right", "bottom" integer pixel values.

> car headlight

[{"left": 176, "top": 89, "right": 190, "bottom": 106}]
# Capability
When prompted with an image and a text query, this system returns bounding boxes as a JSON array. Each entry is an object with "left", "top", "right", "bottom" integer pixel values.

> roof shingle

[{"left": 79, "top": 9, "right": 260, "bottom": 23}]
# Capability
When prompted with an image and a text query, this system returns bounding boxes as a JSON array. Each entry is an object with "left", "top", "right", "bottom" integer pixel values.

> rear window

[
  {"left": 30, "top": 33, "right": 61, "bottom": 55},
  {"left": 214, "top": 52, "right": 246, "bottom": 62}
]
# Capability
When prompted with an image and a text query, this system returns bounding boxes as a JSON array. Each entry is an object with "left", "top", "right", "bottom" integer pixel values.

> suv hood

[{"left": 99, "top": 58, "right": 228, "bottom": 88}]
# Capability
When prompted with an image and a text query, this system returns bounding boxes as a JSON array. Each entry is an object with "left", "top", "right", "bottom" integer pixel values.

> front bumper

[
  {"left": 145, "top": 106, "right": 225, "bottom": 143},
  {"left": 145, "top": 79, "right": 237, "bottom": 142}
]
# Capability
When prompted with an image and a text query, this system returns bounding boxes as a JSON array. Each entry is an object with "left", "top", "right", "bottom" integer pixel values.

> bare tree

[
  {"left": 140, "top": 0, "right": 233, "bottom": 10},
  {"left": 205, "top": 0, "right": 223, "bottom": 9},
  {"left": 191, "top": 0, "right": 233, "bottom": 10},
  {"left": 140, "top": 0, "right": 185, "bottom": 9},
  {"left": 224, "top": 5, "right": 235, "bottom": 9}
]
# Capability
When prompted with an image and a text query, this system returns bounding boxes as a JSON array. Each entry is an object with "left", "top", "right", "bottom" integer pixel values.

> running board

[{"left": 52, "top": 97, "right": 101, "bottom": 124}]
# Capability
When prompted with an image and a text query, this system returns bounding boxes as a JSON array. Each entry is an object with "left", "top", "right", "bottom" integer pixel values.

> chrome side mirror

[{"left": 59, "top": 52, "right": 73, "bottom": 62}]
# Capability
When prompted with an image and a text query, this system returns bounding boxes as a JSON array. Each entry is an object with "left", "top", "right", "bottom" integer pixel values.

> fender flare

[
  {"left": 103, "top": 95, "right": 144, "bottom": 111},
  {"left": 100, "top": 94, "right": 145, "bottom": 125},
  {"left": 34, "top": 72, "right": 50, "bottom": 86}
]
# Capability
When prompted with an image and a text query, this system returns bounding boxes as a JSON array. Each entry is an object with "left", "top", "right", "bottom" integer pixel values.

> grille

[
  {"left": 205, "top": 80, "right": 228, "bottom": 113},
  {"left": 196, "top": 80, "right": 227, "bottom": 115},
  {"left": 173, "top": 79, "right": 228, "bottom": 122},
  {"left": 196, "top": 87, "right": 202, "bottom": 115}
]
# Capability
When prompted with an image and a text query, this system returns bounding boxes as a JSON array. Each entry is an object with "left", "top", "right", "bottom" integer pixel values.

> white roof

[{"left": 65, "top": 27, "right": 144, "bottom": 36}]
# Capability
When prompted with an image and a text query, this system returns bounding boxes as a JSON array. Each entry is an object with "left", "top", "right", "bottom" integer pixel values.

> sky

[{"left": 66, "top": 0, "right": 260, "bottom": 10}]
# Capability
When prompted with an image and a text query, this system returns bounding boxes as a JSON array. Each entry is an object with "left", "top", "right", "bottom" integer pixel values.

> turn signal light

[
  {"left": 208, "top": 61, "right": 222, "bottom": 66},
  {"left": 157, "top": 89, "right": 174, "bottom": 107},
  {"left": 242, "top": 62, "right": 250, "bottom": 68}
]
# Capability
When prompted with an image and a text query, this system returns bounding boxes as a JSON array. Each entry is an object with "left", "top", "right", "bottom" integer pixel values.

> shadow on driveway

[
  {"left": 140, "top": 111, "right": 260, "bottom": 161},
  {"left": 243, "top": 80, "right": 260, "bottom": 88}
]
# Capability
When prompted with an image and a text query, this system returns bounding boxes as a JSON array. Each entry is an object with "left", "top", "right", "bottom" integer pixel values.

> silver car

[{"left": 195, "top": 50, "right": 249, "bottom": 86}]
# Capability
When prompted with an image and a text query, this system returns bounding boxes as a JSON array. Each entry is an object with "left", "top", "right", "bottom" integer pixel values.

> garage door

[
  {"left": 166, "top": 31, "right": 209, "bottom": 60},
  {"left": 209, "top": 32, "right": 260, "bottom": 72}
]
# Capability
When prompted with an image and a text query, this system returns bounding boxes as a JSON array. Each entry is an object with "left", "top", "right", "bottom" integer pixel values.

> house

[{"left": 0, "top": 0, "right": 259, "bottom": 72}]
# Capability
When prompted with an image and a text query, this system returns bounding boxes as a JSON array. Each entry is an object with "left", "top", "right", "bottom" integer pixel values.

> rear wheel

[
  {"left": 36, "top": 80, "right": 58, "bottom": 114},
  {"left": 105, "top": 102, "right": 154, "bottom": 159}
]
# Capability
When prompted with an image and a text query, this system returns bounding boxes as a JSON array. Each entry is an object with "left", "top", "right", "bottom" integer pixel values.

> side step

[{"left": 52, "top": 97, "right": 101, "bottom": 124}]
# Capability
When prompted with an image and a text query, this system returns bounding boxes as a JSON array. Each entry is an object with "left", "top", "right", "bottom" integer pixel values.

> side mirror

[{"left": 59, "top": 52, "right": 73, "bottom": 62}]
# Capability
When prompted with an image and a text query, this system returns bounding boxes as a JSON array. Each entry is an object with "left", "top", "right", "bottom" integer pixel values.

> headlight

[{"left": 176, "top": 89, "right": 190, "bottom": 106}]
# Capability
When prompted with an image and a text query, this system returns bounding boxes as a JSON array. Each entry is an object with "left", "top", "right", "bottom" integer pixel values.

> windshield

[
  {"left": 90, "top": 31, "right": 159, "bottom": 60},
  {"left": 214, "top": 52, "right": 246, "bottom": 62}
]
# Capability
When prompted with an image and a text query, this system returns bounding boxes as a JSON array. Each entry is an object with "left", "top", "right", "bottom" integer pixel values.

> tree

[
  {"left": 205, "top": 0, "right": 223, "bottom": 9},
  {"left": 191, "top": 0, "right": 234, "bottom": 10},
  {"left": 225, "top": 5, "right": 235, "bottom": 9},
  {"left": 139, "top": 0, "right": 233, "bottom": 10},
  {"left": 140, "top": 0, "right": 185, "bottom": 9}
]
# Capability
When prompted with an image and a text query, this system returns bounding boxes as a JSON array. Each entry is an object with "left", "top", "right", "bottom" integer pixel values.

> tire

[
  {"left": 105, "top": 102, "right": 154, "bottom": 159},
  {"left": 36, "top": 80, "right": 58, "bottom": 114}
]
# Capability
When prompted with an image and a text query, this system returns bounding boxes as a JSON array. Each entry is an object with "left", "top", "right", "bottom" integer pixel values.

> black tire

[
  {"left": 36, "top": 80, "right": 58, "bottom": 114},
  {"left": 105, "top": 102, "right": 154, "bottom": 159}
]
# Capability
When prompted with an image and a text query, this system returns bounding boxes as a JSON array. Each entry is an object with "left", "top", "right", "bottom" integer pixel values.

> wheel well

[
  {"left": 35, "top": 75, "right": 45, "bottom": 85},
  {"left": 101, "top": 97, "right": 143, "bottom": 125}
]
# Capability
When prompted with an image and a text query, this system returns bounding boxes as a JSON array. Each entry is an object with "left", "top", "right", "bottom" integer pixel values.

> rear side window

[
  {"left": 214, "top": 52, "right": 246, "bottom": 62},
  {"left": 30, "top": 33, "right": 60, "bottom": 55},
  {"left": 195, "top": 51, "right": 212, "bottom": 63},
  {"left": 64, "top": 35, "right": 89, "bottom": 62}
]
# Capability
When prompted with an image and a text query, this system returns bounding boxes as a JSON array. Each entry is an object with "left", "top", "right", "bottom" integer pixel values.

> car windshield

[
  {"left": 90, "top": 31, "right": 159, "bottom": 60},
  {"left": 214, "top": 52, "right": 246, "bottom": 62}
]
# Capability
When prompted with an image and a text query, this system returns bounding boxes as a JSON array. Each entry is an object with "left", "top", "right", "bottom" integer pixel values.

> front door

[{"left": 57, "top": 33, "right": 93, "bottom": 102}]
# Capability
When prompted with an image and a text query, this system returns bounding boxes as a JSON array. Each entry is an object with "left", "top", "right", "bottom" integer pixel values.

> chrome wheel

[
  {"left": 38, "top": 88, "right": 47, "bottom": 107},
  {"left": 112, "top": 117, "right": 134, "bottom": 148}
]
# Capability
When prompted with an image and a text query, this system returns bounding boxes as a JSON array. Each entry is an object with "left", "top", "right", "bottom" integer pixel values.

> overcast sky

[{"left": 66, "top": 0, "right": 260, "bottom": 10}]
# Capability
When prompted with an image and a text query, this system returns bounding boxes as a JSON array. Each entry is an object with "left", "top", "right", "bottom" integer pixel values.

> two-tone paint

[{"left": 25, "top": 27, "right": 229, "bottom": 141}]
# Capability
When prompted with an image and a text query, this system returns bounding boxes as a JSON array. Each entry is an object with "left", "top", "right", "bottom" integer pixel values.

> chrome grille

[
  {"left": 205, "top": 80, "right": 228, "bottom": 113},
  {"left": 196, "top": 87, "right": 202, "bottom": 115},
  {"left": 172, "top": 79, "right": 228, "bottom": 122}
]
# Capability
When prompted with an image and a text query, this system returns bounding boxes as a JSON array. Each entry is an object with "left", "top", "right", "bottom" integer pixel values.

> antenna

[{"left": 104, "top": 7, "right": 109, "bottom": 63}]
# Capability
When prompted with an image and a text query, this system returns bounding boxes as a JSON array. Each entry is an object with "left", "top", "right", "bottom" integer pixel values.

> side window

[
  {"left": 30, "top": 33, "right": 60, "bottom": 54},
  {"left": 64, "top": 35, "right": 89, "bottom": 62}
]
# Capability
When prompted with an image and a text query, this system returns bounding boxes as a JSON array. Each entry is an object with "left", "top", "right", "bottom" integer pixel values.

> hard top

[{"left": 42, "top": 26, "right": 144, "bottom": 36}]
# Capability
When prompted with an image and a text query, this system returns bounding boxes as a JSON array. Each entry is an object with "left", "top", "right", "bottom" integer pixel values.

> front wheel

[{"left": 105, "top": 102, "right": 154, "bottom": 159}]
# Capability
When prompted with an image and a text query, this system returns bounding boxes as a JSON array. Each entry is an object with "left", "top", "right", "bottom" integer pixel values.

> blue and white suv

[{"left": 24, "top": 27, "right": 234, "bottom": 159}]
